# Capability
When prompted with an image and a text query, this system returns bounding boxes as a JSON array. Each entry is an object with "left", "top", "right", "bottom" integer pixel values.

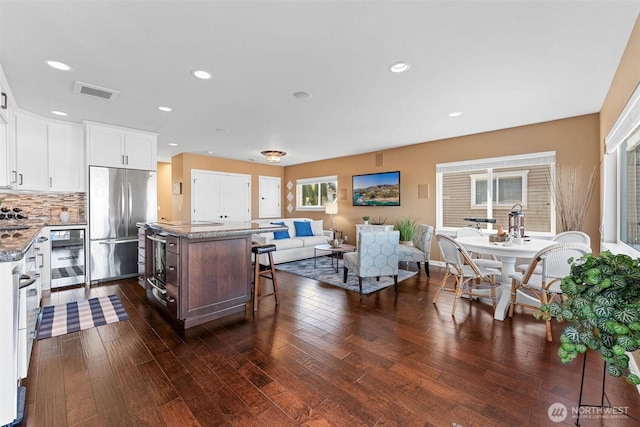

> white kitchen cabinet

[
  {"left": 15, "top": 112, "right": 48, "bottom": 191},
  {"left": 86, "top": 122, "right": 157, "bottom": 170},
  {"left": 34, "top": 230, "right": 50, "bottom": 293},
  {"left": 48, "top": 123, "right": 84, "bottom": 191},
  {"left": 18, "top": 241, "right": 40, "bottom": 379},
  {"left": 0, "top": 115, "right": 12, "bottom": 188}
]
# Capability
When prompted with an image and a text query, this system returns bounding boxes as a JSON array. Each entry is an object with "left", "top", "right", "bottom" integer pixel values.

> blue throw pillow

[
  {"left": 294, "top": 221, "right": 314, "bottom": 237},
  {"left": 270, "top": 222, "right": 290, "bottom": 239}
]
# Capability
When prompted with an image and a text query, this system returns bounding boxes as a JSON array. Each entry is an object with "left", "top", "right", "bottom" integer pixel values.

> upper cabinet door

[
  {"left": 86, "top": 125, "right": 126, "bottom": 168},
  {"left": 15, "top": 113, "right": 48, "bottom": 191},
  {"left": 48, "top": 123, "right": 84, "bottom": 192},
  {"left": 124, "top": 132, "right": 156, "bottom": 170},
  {"left": 86, "top": 122, "right": 157, "bottom": 170}
]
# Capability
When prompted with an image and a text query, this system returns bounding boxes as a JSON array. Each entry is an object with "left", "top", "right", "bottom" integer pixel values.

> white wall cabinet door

[
  {"left": 124, "top": 132, "right": 156, "bottom": 170},
  {"left": 15, "top": 113, "right": 48, "bottom": 191},
  {"left": 0, "top": 116, "right": 11, "bottom": 187},
  {"left": 86, "top": 125, "right": 125, "bottom": 168},
  {"left": 86, "top": 122, "right": 157, "bottom": 170},
  {"left": 48, "top": 123, "right": 84, "bottom": 191}
]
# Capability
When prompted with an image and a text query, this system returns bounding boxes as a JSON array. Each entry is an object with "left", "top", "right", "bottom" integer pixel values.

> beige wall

[
  {"left": 171, "top": 153, "right": 285, "bottom": 221},
  {"left": 285, "top": 114, "right": 600, "bottom": 247},
  {"left": 599, "top": 13, "right": 640, "bottom": 370},
  {"left": 157, "top": 162, "right": 172, "bottom": 221}
]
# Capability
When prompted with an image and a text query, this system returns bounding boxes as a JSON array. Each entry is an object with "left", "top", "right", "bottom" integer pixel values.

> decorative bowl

[
  {"left": 488, "top": 234, "right": 507, "bottom": 242},
  {"left": 327, "top": 238, "right": 344, "bottom": 247}
]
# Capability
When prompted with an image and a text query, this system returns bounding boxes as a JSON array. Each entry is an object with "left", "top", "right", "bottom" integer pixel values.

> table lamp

[{"left": 325, "top": 201, "right": 338, "bottom": 231}]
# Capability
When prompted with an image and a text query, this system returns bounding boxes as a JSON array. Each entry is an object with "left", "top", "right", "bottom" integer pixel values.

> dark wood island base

[{"left": 142, "top": 221, "right": 286, "bottom": 329}]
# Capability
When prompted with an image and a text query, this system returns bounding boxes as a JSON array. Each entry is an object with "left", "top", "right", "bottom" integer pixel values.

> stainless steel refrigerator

[{"left": 89, "top": 166, "right": 156, "bottom": 283}]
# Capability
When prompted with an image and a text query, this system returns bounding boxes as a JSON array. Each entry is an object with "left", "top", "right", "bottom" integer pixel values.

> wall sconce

[
  {"left": 261, "top": 150, "right": 287, "bottom": 163},
  {"left": 325, "top": 200, "right": 338, "bottom": 230}
]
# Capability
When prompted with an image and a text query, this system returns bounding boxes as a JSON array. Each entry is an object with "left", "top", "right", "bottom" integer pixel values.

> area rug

[
  {"left": 275, "top": 256, "right": 417, "bottom": 295},
  {"left": 37, "top": 295, "right": 129, "bottom": 340}
]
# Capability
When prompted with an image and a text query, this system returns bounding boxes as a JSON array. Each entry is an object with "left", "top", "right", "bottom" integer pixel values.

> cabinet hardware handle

[
  {"left": 28, "top": 288, "right": 37, "bottom": 295},
  {"left": 169, "top": 242, "right": 176, "bottom": 247},
  {"left": 126, "top": 155, "right": 129, "bottom": 165},
  {"left": 35, "top": 273, "right": 40, "bottom": 279},
  {"left": 38, "top": 253, "right": 44, "bottom": 268},
  {"left": 122, "top": 154, "right": 125, "bottom": 165},
  {"left": 11, "top": 170, "right": 17, "bottom": 184},
  {"left": 169, "top": 266, "right": 176, "bottom": 271},
  {"left": 19, "top": 173, "right": 23, "bottom": 185},
  {"left": 29, "top": 330, "right": 37, "bottom": 339},
  {"left": 166, "top": 296, "right": 175, "bottom": 303},
  {"left": 50, "top": 177, "right": 53, "bottom": 187},
  {"left": 1, "top": 92, "right": 6, "bottom": 109}
]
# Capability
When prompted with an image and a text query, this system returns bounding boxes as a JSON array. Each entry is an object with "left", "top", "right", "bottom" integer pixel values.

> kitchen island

[{"left": 143, "top": 221, "right": 286, "bottom": 329}]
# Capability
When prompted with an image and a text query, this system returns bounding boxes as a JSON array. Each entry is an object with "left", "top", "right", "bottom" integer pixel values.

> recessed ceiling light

[
  {"left": 192, "top": 69, "right": 212, "bottom": 80},
  {"left": 50, "top": 110, "right": 68, "bottom": 116},
  {"left": 293, "top": 91, "right": 312, "bottom": 99},
  {"left": 388, "top": 62, "right": 410, "bottom": 73},
  {"left": 206, "top": 150, "right": 214, "bottom": 154},
  {"left": 215, "top": 128, "right": 228, "bottom": 133},
  {"left": 448, "top": 111, "right": 463, "bottom": 117},
  {"left": 158, "top": 106, "right": 172, "bottom": 112},
  {"left": 45, "top": 60, "right": 72, "bottom": 71},
  {"left": 168, "top": 143, "right": 178, "bottom": 146}
]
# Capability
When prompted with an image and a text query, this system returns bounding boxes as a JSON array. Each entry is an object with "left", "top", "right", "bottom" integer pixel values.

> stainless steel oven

[{"left": 146, "top": 231, "right": 167, "bottom": 305}]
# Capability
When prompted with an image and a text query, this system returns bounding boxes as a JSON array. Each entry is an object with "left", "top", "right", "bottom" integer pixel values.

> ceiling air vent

[{"left": 73, "top": 81, "right": 120, "bottom": 101}]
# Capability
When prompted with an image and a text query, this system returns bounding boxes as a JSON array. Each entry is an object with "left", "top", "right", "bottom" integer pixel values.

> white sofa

[{"left": 251, "top": 218, "right": 332, "bottom": 264}]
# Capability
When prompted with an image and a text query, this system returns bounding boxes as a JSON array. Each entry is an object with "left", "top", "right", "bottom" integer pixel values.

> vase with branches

[{"left": 549, "top": 162, "right": 598, "bottom": 232}]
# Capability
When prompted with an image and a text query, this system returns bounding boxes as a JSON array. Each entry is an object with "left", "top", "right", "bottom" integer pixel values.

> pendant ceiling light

[{"left": 261, "top": 150, "right": 287, "bottom": 163}]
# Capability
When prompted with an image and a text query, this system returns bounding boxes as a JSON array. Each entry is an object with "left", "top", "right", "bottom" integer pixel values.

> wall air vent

[{"left": 73, "top": 81, "right": 120, "bottom": 101}]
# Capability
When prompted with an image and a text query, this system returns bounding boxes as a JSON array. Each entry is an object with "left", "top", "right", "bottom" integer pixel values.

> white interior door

[
  {"left": 192, "top": 170, "right": 221, "bottom": 221},
  {"left": 192, "top": 170, "right": 251, "bottom": 222},
  {"left": 220, "top": 173, "right": 251, "bottom": 221},
  {"left": 259, "top": 176, "right": 281, "bottom": 218}
]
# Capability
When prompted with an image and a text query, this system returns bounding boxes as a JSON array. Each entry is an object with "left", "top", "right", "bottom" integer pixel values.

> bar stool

[{"left": 251, "top": 244, "right": 280, "bottom": 312}]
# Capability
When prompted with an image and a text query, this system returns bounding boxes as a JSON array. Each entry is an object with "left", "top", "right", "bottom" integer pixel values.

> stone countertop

[
  {"left": 0, "top": 218, "right": 88, "bottom": 262},
  {"left": 145, "top": 221, "right": 287, "bottom": 240},
  {"left": 0, "top": 225, "right": 42, "bottom": 262}
]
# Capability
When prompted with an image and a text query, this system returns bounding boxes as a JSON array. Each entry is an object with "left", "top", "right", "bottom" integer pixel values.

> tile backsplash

[{"left": 0, "top": 192, "right": 86, "bottom": 220}]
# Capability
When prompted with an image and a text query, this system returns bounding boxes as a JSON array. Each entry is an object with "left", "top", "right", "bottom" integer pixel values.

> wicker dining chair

[
  {"left": 455, "top": 227, "right": 503, "bottom": 270},
  {"left": 508, "top": 241, "right": 591, "bottom": 342},
  {"left": 516, "top": 230, "right": 591, "bottom": 274},
  {"left": 433, "top": 234, "right": 501, "bottom": 317}
]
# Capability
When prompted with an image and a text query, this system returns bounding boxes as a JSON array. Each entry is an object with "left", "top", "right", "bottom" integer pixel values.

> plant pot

[
  {"left": 59, "top": 211, "right": 70, "bottom": 222},
  {"left": 400, "top": 240, "right": 413, "bottom": 246},
  {"left": 363, "top": 221, "right": 369, "bottom": 225}
]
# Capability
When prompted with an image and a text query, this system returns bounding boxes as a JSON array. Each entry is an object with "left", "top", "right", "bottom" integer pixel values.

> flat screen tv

[{"left": 352, "top": 171, "right": 400, "bottom": 206}]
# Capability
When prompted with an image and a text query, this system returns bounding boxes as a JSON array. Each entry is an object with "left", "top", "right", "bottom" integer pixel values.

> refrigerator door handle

[
  {"left": 128, "top": 182, "right": 132, "bottom": 225},
  {"left": 98, "top": 239, "right": 139, "bottom": 244}
]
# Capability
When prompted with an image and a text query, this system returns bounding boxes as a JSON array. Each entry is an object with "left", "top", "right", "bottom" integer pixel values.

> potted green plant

[
  {"left": 362, "top": 215, "right": 370, "bottom": 225},
  {"left": 395, "top": 217, "right": 416, "bottom": 245},
  {"left": 538, "top": 250, "right": 640, "bottom": 385}
]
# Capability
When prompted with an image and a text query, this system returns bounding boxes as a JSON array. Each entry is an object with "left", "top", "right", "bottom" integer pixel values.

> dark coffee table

[{"left": 313, "top": 243, "right": 356, "bottom": 273}]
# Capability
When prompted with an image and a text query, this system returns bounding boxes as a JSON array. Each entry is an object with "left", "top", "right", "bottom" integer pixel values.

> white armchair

[
  {"left": 398, "top": 224, "right": 433, "bottom": 276},
  {"left": 343, "top": 230, "right": 400, "bottom": 298}
]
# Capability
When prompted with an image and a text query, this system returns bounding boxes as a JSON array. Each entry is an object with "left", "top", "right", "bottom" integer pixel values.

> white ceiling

[{"left": 1, "top": 1, "right": 639, "bottom": 165}]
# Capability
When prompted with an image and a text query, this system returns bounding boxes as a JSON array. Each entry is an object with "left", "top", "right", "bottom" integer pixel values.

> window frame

[
  {"left": 436, "top": 151, "right": 555, "bottom": 234},
  {"left": 602, "top": 83, "right": 640, "bottom": 257},
  {"left": 295, "top": 175, "right": 338, "bottom": 211},
  {"left": 470, "top": 171, "right": 529, "bottom": 208}
]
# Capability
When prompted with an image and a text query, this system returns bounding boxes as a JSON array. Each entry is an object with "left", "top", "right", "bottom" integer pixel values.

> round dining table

[{"left": 455, "top": 235, "right": 555, "bottom": 321}]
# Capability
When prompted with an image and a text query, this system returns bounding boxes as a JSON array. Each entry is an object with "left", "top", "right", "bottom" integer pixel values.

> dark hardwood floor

[{"left": 22, "top": 265, "right": 640, "bottom": 426}]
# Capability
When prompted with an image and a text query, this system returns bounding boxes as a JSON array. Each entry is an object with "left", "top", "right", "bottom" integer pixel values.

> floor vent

[{"left": 73, "top": 81, "right": 120, "bottom": 101}]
